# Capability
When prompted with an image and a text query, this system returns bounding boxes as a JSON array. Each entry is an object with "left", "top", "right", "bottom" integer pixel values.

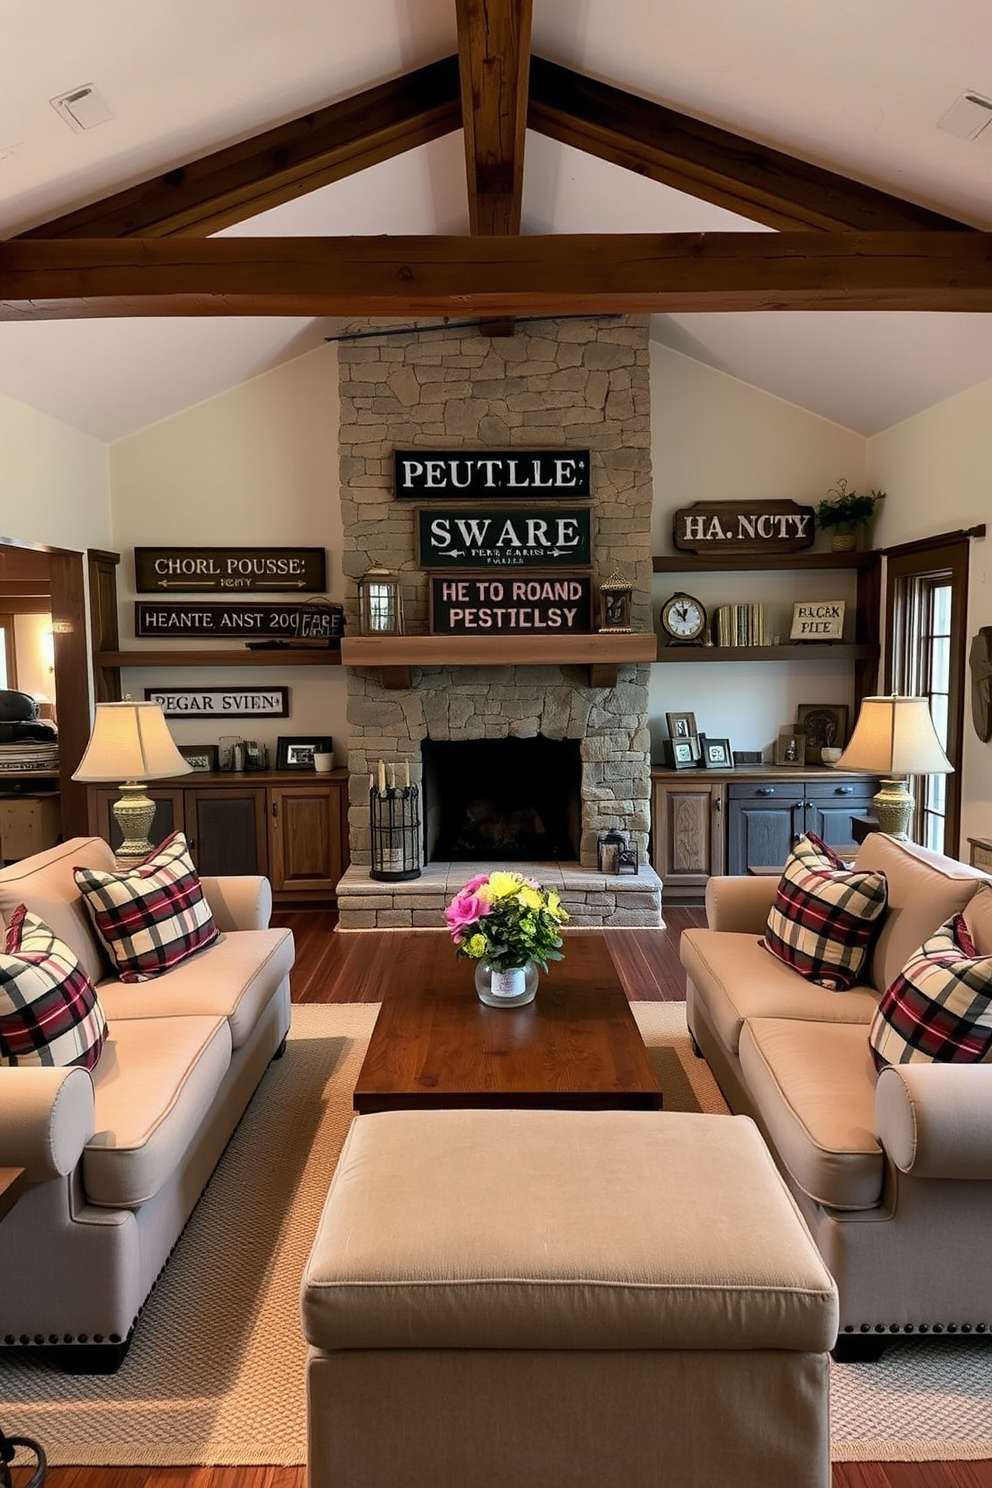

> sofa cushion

[
  {"left": 83, "top": 1012, "right": 232, "bottom": 1207},
  {"left": 0, "top": 836, "right": 116, "bottom": 987},
  {"left": 681, "top": 928, "right": 878, "bottom": 1058},
  {"left": 763, "top": 834, "right": 888, "bottom": 991},
  {"left": 97, "top": 926, "right": 294, "bottom": 1049},
  {"left": 855, "top": 833, "right": 986, "bottom": 994},
  {"left": 0, "top": 906, "right": 107, "bottom": 1070},
  {"left": 74, "top": 832, "right": 218, "bottom": 982},
  {"left": 739, "top": 1018, "right": 883, "bottom": 1211},
  {"left": 964, "top": 881, "right": 992, "bottom": 955},
  {"left": 869, "top": 913, "right": 992, "bottom": 1069}
]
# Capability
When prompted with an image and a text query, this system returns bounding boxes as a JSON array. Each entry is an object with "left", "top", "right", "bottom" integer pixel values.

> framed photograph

[
  {"left": 666, "top": 711, "right": 698, "bottom": 740},
  {"left": 663, "top": 737, "right": 699, "bottom": 770},
  {"left": 796, "top": 703, "right": 849, "bottom": 763},
  {"left": 700, "top": 735, "right": 733, "bottom": 769},
  {"left": 775, "top": 728, "right": 807, "bottom": 766},
  {"left": 276, "top": 735, "right": 332, "bottom": 771},
  {"left": 178, "top": 744, "right": 218, "bottom": 773}
]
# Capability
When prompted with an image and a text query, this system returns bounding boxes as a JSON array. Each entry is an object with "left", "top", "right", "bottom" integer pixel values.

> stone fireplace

[{"left": 335, "top": 315, "right": 663, "bottom": 930}]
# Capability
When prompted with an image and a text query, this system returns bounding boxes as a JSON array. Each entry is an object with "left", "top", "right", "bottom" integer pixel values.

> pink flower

[
  {"left": 444, "top": 892, "right": 489, "bottom": 936},
  {"left": 461, "top": 873, "right": 490, "bottom": 894}
]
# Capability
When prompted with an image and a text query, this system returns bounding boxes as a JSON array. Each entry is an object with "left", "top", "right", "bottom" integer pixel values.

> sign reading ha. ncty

[
  {"left": 673, "top": 500, "right": 815, "bottom": 555},
  {"left": 417, "top": 506, "right": 592, "bottom": 569},
  {"left": 429, "top": 574, "right": 592, "bottom": 635},
  {"left": 395, "top": 449, "right": 590, "bottom": 499},
  {"left": 144, "top": 686, "right": 289, "bottom": 719}
]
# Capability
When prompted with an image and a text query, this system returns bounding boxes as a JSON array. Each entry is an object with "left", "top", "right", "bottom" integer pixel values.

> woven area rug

[{"left": 1, "top": 1000, "right": 990, "bottom": 1466}]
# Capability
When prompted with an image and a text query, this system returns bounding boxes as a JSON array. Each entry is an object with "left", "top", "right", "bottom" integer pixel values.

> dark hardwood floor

[{"left": 22, "top": 908, "right": 991, "bottom": 1488}]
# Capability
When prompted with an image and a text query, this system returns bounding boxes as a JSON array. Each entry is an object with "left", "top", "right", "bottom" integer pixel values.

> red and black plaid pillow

[
  {"left": 0, "top": 905, "right": 107, "bottom": 1068},
  {"left": 869, "top": 913, "right": 992, "bottom": 1068},
  {"left": 764, "top": 833, "right": 888, "bottom": 991},
  {"left": 74, "top": 831, "right": 218, "bottom": 983}
]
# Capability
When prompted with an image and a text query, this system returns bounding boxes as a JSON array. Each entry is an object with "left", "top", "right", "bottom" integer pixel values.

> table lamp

[
  {"left": 72, "top": 701, "right": 192, "bottom": 862},
  {"left": 835, "top": 694, "right": 952, "bottom": 840}
]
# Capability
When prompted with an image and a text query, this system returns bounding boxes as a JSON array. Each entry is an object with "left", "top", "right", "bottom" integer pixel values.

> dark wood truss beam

[
  {"left": 456, "top": 0, "right": 531, "bottom": 237},
  {"left": 3, "top": 232, "right": 992, "bottom": 320},
  {"left": 17, "top": 58, "right": 462, "bottom": 240},
  {"left": 528, "top": 56, "right": 973, "bottom": 234}
]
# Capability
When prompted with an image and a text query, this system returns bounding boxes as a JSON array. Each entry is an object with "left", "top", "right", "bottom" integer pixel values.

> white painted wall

[
  {"left": 108, "top": 343, "right": 348, "bottom": 762},
  {"left": 868, "top": 378, "right": 992, "bottom": 849},
  {"left": 0, "top": 391, "right": 111, "bottom": 550}
]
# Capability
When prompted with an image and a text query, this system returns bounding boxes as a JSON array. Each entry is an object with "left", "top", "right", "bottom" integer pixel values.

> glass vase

[{"left": 474, "top": 959, "right": 539, "bottom": 1008}]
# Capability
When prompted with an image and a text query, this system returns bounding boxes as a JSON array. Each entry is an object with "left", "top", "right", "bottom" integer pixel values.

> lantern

[
  {"left": 357, "top": 566, "right": 404, "bottom": 636},
  {"left": 598, "top": 569, "right": 633, "bottom": 633},
  {"left": 597, "top": 828, "right": 627, "bottom": 874}
]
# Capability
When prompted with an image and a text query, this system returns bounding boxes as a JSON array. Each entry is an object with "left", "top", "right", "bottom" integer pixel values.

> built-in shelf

[
  {"left": 340, "top": 632, "right": 657, "bottom": 689},
  {"left": 652, "top": 552, "right": 879, "bottom": 573},
  {"left": 96, "top": 649, "right": 343, "bottom": 668},
  {"left": 656, "top": 643, "right": 876, "bottom": 663}
]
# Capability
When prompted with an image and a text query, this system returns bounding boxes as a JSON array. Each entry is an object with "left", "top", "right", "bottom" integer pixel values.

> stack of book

[
  {"left": 0, "top": 742, "right": 59, "bottom": 771},
  {"left": 713, "top": 603, "right": 769, "bottom": 647}
]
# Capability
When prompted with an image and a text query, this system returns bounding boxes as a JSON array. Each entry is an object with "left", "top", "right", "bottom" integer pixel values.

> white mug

[{"left": 313, "top": 751, "right": 334, "bottom": 773}]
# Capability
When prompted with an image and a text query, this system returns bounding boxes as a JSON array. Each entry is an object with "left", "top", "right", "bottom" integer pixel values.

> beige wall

[{"left": 0, "top": 391, "right": 111, "bottom": 550}]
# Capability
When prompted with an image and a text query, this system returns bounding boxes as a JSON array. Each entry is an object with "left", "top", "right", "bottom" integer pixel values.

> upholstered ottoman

[{"left": 301, "top": 1108, "right": 838, "bottom": 1488}]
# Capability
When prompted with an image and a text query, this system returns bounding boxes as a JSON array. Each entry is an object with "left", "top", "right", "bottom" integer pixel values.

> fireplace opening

[{"left": 422, "top": 736, "right": 581, "bottom": 862}]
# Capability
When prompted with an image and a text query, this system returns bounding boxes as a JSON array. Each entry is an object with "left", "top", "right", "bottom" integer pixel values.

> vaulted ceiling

[{"left": 3, "top": 0, "right": 992, "bottom": 442}]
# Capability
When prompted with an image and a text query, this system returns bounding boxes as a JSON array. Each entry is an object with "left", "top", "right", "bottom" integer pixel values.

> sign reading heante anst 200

[
  {"left": 673, "top": 500, "right": 816, "bottom": 555},
  {"left": 394, "top": 450, "right": 590, "bottom": 498}
]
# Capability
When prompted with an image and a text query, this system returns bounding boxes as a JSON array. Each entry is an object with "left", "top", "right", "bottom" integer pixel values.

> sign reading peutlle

[
  {"left": 394, "top": 449, "right": 590, "bottom": 499},
  {"left": 416, "top": 506, "right": 592, "bottom": 569},
  {"left": 429, "top": 574, "right": 593, "bottom": 635},
  {"left": 672, "top": 501, "right": 815, "bottom": 555},
  {"left": 134, "top": 547, "right": 326, "bottom": 593}
]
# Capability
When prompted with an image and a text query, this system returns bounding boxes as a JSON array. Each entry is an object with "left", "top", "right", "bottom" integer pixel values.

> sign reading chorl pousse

[
  {"left": 417, "top": 506, "right": 592, "bottom": 569},
  {"left": 394, "top": 450, "right": 590, "bottom": 498},
  {"left": 429, "top": 574, "right": 593, "bottom": 635},
  {"left": 134, "top": 547, "right": 326, "bottom": 593}
]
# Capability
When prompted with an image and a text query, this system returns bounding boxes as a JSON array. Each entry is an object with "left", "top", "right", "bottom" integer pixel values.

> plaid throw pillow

[
  {"left": 764, "top": 833, "right": 888, "bottom": 991},
  {"left": 74, "top": 831, "right": 218, "bottom": 983},
  {"left": 869, "top": 913, "right": 992, "bottom": 1068},
  {"left": 0, "top": 905, "right": 107, "bottom": 1069}
]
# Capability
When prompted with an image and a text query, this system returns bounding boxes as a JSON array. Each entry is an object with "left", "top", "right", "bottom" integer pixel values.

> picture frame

[
  {"left": 666, "top": 711, "right": 698, "bottom": 741},
  {"left": 663, "top": 737, "right": 699, "bottom": 770},
  {"left": 276, "top": 735, "right": 332, "bottom": 771},
  {"left": 178, "top": 744, "right": 218, "bottom": 773},
  {"left": 795, "top": 703, "right": 849, "bottom": 763},
  {"left": 775, "top": 728, "right": 807, "bottom": 766},
  {"left": 700, "top": 735, "right": 733, "bottom": 769}
]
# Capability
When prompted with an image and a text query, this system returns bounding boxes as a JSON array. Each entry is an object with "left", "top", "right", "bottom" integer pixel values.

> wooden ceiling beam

[
  {"left": 3, "top": 232, "right": 992, "bottom": 319},
  {"left": 528, "top": 56, "right": 973, "bottom": 234},
  {"left": 17, "top": 57, "right": 462, "bottom": 240},
  {"left": 456, "top": 0, "right": 531, "bottom": 237}
]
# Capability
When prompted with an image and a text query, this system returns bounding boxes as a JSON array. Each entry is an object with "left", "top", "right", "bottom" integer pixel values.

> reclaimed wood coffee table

[{"left": 352, "top": 931, "right": 663, "bottom": 1113}]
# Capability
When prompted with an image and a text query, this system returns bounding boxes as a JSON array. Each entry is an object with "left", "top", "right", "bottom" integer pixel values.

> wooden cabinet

[
  {"left": 0, "top": 792, "right": 62, "bottom": 864},
  {"left": 651, "top": 778, "right": 725, "bottom": 903},
  {"left": 87, "top": 770, "right": 350, "bottom": 905},
  {"left": 726, "top": 780, "right": 802, "bottom": 875}
]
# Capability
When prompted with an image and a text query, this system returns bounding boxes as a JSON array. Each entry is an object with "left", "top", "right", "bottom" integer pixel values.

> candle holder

[{"left": 369, "top": 784, "right": 422, "bottom": 881}]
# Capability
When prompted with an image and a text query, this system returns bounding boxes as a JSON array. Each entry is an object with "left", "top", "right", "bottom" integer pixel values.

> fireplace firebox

[{"left": 422, "top": 737, "right": 582, "bottom": 863}]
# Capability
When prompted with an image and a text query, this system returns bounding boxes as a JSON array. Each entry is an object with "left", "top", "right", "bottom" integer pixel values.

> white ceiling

[{"left": 3, "top": 0, "right": 992, "bottom": 443}]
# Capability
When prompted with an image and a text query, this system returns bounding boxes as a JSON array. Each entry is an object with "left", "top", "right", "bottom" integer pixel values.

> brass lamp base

[
  {"left": 872, "top": 775, "right": 913, "bottom": 840},
  {"left": 112, "top": 781, "right": 157, "bottom": 864}
]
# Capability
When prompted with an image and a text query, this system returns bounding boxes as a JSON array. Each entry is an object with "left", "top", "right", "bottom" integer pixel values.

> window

[
  {"left": 0, "top": 614, "right": 16, "bottom": 691},
  {"left": 885, "top": 537, "right": 969, "bottom": 854}
]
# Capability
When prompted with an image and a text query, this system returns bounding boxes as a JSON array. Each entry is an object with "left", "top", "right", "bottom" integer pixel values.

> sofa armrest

[
  {"left": 704, "top": 874, "right": 778, "bottom": 933},
  {"left": 199, "top": 875, "right": 273, "bottom": 931},
  {"left": 875, "top": 1063, "right": 992, "bottom": 1179},
  {"left": 0, "top": 1066, "right": 95, "bottom": 1181}
]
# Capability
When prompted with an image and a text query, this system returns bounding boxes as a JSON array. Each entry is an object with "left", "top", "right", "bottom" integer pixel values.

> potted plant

[{"left": 815, "top": 478, "right": 885, "bottom": 551}]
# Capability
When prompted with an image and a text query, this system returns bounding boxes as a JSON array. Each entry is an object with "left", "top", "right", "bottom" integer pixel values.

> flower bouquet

[{"left": 444, "top": 870, "right": 569, "bottom": 973}]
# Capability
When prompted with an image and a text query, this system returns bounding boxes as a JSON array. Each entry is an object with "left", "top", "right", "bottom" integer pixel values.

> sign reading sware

[
  {"left": 394, "top": 450, "right": 591, "bottom": 499},
  {"left": 429, "top": 575, "right": 592, "bottom": 635},
  {"left": 144, "top": 686, "right": 289, "bottom": 719},
  {"left": 134, "top": 548, "right": 326, "bottom": 593},
  {"left": 673, "top": 501, "right": 815, "bottom": 554},
  {"left": 417, "top": 506, "right": 592, "bottom": 570}
]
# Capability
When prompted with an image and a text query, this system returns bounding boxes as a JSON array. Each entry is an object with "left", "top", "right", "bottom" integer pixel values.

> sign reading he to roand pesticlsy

[
  {"left": 416, "top": 506, "right": 592, "bottom": 569},
  {"left": 672, "top": 501, "right": 816, "bottom": 555},
  {"left": 134, "top": 547, "right": 326, "bottom": 593},
  {"left": 429, "top": 574, "right": 593, "bottom": 635},
  {"left": 394, "top": 450, "right": 590, "bottom": 499}
]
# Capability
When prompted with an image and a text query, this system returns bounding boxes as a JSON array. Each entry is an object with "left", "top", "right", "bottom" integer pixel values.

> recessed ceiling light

[
  {"left": 937, "top": 91, "right": 992, "bottom": 140},
  {"left": 50, "top": 84, "right": 114, "bottom": 133}
]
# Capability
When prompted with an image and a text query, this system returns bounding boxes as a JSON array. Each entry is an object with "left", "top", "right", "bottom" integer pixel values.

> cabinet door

[
  {"left": 727, "top": 783, "right": 804, "bottom": 875},
  {"left": 804, "top": 777, "right": 875, "bottom": 854},
  {"left": 184, "top": 788, "right": 267, "bottom": 877},
  {"left": 87, "top": 786, "right": 186, "bottom": 855},
  {"left": 651, "top": 780, "right": 725, "bottom": 901},
  {"left": 269, "top": 783, "right": 344, "bottom": 895}
]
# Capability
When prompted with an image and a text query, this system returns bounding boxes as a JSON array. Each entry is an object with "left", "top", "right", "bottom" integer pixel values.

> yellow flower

[
  {"left": 518, "top": 884, "right": 543, "bottom": 911},
  {"left": 487, "top": 870, "right": 523, "bottom": 901},
  {"left": 546, "top": 890, "right": 567, "bottom": 921}
]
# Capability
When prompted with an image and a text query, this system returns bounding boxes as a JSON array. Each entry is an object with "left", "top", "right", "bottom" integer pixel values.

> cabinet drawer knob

[
  {"left": 833, "top": 786, "right": 854, "bottom": 796},
  {"left": 756, "top": 787, "right": 775, "bottom": 796}
]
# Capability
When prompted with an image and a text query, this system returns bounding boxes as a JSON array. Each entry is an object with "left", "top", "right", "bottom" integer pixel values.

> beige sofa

[
  {"left": 0, "top": 836, "right": 294, "bottom": 1371},
  {"left": 681, "top": 832, "right": 992, "bottom": 1357}
]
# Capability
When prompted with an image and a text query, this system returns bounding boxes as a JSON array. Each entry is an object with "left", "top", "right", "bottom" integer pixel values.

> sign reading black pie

[{"left": 428, "top": 574, "right": 593, "bottom": 635}]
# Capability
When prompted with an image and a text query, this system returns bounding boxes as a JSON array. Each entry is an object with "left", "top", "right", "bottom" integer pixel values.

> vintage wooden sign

[
  {"left": 429, "top": 574, "right": 593, "bottom": 635},
  {"left": 417, "top": 506, "right": 592, "bottom": 569},
  {"left": 135, "top": 601, "right": 340, "bottom": 640},
  {"left": 790, "top": 600, "right": 846, "bottom": 640},
  {"left": 144, "top": 686, "right": 289, "bottom": 718},
  {"left": 395, "top": 449, "right": 591, "bottom": 499},
  {"left": 134, "top": 547, "right": 326, "bottom": 593},
  {"left": 672, "top": 501, "right": 815, "bottom": 554}
]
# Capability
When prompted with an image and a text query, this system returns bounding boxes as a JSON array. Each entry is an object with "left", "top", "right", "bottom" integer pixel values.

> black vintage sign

[
  {"left": 144, "top": 686, "right": 289, "bottom": 719},
  {"left": 134, "top": 547, "right": 326, "bottom": 593},
  {"left": 673, "top": 501, "right": 815, "bottom": 554},
  {"left": 394, "top": 449, "right": 590, "bottom": 499},
  {"left": 135, "top": 602, "right": 340, "bottom": 640},
  {"left": 417, "top": 506, "right": 592, "bottom": 569},
  {"left": 429, "top": 574, "right": 593, "bottom": 635}
]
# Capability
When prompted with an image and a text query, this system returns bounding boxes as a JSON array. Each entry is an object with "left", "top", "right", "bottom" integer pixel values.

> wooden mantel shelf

[{"left": 340, "top": 632, "right": 657, "bottom": 689}]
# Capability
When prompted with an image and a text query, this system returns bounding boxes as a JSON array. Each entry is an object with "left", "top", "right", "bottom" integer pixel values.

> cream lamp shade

[
  {"left": 836, "top": 694, "right": 952, "bottom": 840},
  {"left": 72, "top": 701, "right": 192, "bottom": 862}
]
